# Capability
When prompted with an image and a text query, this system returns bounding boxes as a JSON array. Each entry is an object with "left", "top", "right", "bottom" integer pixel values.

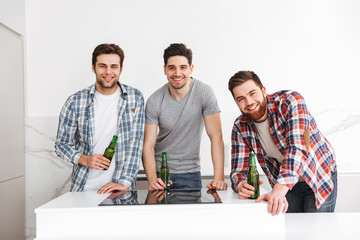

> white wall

[
  {"left": 26, "top": 0, "right": 360, "bottom": 117},
  {"left": 25, "top": 0, "right": 360, "bottom": 172},
  {"left": 24, "top": 1, "right": 360, "bottom": 239}
]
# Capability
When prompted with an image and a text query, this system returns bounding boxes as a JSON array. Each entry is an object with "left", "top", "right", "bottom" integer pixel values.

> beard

[
  {"left": 169, "top": 77, "right": 188, "bottom": 90},
  {"left": 242, "top": 96, "right": 267, "bottom": 122},
  {"left": 170, "top": 81, "right": 187, "bottom": 90},
  {"left": 96, "top": 76, "right": 118, "bottom": 89}
]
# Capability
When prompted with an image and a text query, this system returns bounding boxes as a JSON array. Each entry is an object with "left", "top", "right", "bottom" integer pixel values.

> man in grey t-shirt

[{"left": 142, "top": 43, "right": 227, "bottom": 191}]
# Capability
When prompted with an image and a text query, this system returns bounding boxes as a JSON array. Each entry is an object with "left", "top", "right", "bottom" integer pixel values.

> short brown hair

[
  {"left": 228, "top": 71, "right": 263, "bottom": 97},
  {"left": 163, "top": 43, "right": 192, "bottom": 66},
  {"left": 92, "top": 43, "right": 125, "bottom": 68}
]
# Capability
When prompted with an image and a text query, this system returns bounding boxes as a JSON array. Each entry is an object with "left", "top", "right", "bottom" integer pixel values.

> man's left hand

[
  {"left": 255, "top": 183, "right": 289, "bottom": 215},
  {"left": 207, "top": 179, "right": 227, "bottom": 190},
  {"left": 97, "top": 182, "right": 128, "bottom": 194}
]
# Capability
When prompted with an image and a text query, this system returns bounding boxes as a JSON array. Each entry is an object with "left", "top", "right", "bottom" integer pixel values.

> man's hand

[
  {"left": 149, "top": 178, "right": 165, "bottom": 190},
  {"left": 148, "top": 178, "right": 172, "bottom": 190},
  {"left": 255, "top": 183, "right": 289, "bottom": 215},
  {"left": 207, "top": 179, "right": 228, "bottom": 190},
  {"left": 78, "top": 154, "right": 111, "bottom": 170},
  {"left": 237, "top": 180, "right": 264, "bottom": 199},
  {"left": 97, "top": 182, "right": 128, "bottom": 194}
]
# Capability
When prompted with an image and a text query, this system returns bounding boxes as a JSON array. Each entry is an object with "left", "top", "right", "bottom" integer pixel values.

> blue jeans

[
  {"left": 286, "top": 171, "right": 337, "bottom": 213},
  {"left": 157, "top": 171, "right": 202, "bottom": 189}
]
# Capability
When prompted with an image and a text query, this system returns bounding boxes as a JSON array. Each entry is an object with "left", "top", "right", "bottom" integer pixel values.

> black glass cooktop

[{"left": 99, "top": 188, "right": 222, "bottom": 206}]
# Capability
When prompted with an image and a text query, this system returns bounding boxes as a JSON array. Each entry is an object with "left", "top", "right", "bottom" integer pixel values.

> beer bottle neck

[
  {"left": 108, "top": 135, "right": 118, "bottom": 149},
  {"left": 161, "top": 152, "right": 168, "bottom": 167},
  {"left": 161, "top": 158, "right": 167, "bottom": 167},
  {"left": 249, "top": 153, "right": 256, "bottom": 168}
]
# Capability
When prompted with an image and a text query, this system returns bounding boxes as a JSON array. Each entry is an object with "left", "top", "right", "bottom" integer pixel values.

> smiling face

[
  {"left": 92, "top": 53, "right": 122, "bottom": 95},
  {"left": 232, "top": 80, "right": 268, "bottom": 123},
  {"left": 164, "top": 55, "right": 193, "bottom": 90}
]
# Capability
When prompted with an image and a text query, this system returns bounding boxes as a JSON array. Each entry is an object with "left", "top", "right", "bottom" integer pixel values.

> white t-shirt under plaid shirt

[{"left": 83, "top": 87, "right": 120, "bottom": 191}]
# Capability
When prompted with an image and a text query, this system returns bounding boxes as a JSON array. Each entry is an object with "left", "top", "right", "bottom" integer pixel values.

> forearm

[
  {"left": 272, "top": 183, "right": 290, "bottom": 196},
  {"left": 278, "top": 93, "right": 311, "bottom": 188},
  {"left": 211, "top": 136, "right": 225, "bottom": 180},
  {"left": 54, "top": 141, "right": 82, "bottom": 165},
  {"left": 119, "top": 138, "right": 142, "bottom": 188},
  {"left": 277, "top": 151, "right": 305, "bottom": 189},
  {"left": 230, "top": 173, "right": 246, "bottom": 192},
  {"left": 142, "top": 146, "right": 158, "bottom": 183},
  {"left": 55, "top": 100, "right": 83, "bottom": 165},
  {"left": 230, "top": 126, "right": 254, "bottom": 192},
  {"left": 230, "top": 151, "right": 248, "bottom": 192},
  {"left": 119, "top": 96, "right": 145, "bottom": 187}
]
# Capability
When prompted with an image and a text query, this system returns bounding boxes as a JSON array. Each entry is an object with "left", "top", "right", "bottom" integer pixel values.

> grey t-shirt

[{"left": 145, "top": 78, "right": 220, "bottom": 173}]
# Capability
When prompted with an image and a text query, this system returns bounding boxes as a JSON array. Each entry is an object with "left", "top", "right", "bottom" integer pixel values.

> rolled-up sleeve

[
  {"left": 119, "top": 91, "right": 145, "bottom": 188},
  {"left": 55, "top": 97, "right": 82, "bottom": 165},
  {"left": 276, "top": 92, "right": 310, "bottom": 189},
  {"left": 230, "top": 122, "right": 252, "bottom": 192}
]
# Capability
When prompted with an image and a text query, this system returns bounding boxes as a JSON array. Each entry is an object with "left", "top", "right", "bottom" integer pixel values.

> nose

[
  {"left": 244, "top": 97, "right": 253, "bottom": 108},
  {"left": 105, "top": 66, "right": 111, "bottom": 74},
  {"left": 174, "top": 67, "right": 181, "bottom": 76}
]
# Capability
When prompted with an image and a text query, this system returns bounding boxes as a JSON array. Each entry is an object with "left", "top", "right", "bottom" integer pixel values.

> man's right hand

[
  {"left": 149, "top": 178, "right": 165, "bottom": 190},
  {"left": 78, "top": 154, "right": 110, "bottom": 170},
  {"left": 148, "top": 178, "right": 173, "bottom": 190},
  {"left": 237, "top": 180, "right": 263, "bottom": 199}
]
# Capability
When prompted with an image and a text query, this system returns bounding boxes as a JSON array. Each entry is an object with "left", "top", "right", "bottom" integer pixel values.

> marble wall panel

[{"left": 25, "top": 108, "right": 360, "bottom": 239}]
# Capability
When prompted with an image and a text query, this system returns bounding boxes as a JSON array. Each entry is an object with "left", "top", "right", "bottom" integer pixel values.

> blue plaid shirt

[{"left": 55, "top": 82, "right": 144, "bottom": 191}]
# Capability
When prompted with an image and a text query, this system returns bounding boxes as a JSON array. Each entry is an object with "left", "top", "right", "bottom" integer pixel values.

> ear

[
  {"left": 262, "top": 86, "right": 267, "bottom": 95},
  {"left": 189, "top": 64, "right": 194, "bottom": 74},
  {"left": 119, "top": 66, "right": 123, "bottom": 75},
  {"left": 91, "top": 64, "right": 96, "bottom": 74},
  {"left": 163, "top": 65, "right": 166, "bottom": 75}
]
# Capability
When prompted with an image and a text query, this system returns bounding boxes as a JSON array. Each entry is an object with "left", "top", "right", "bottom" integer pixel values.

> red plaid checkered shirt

[{"left": 230, "top": 90, "right": 336, "bottom": 209}]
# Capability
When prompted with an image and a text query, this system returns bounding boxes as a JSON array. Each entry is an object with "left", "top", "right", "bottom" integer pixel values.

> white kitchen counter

[
  {"left": 35, "top": 188, "right": 360, "bottom": 240},
  {"left": 35, "top": 187, "right": 284, "bottom": 239}
]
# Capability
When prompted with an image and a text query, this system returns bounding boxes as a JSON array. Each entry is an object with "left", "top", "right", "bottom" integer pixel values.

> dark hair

[
  {"left": 163, "top": 43, "right": 192, "bottom": 65},
  {"left": 92, "top": 43, "right": 125, "bottom": 68},
  {"left": 228, "top": 71, "right": 263, "bottom": 97}
]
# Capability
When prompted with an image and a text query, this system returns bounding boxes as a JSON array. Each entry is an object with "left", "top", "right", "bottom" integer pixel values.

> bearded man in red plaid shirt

[{"left": 228, "top": 71, "right": 337, "bottom": 215}]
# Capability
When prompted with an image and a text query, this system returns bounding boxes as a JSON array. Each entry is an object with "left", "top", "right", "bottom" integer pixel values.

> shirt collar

[{"left": 90, "top": 82, "right": 127, "bottom": 99}]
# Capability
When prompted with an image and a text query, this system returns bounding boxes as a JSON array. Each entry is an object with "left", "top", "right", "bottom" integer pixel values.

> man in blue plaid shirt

[{"left": 55, "top": 44, "right": 144, "bottom": 193}]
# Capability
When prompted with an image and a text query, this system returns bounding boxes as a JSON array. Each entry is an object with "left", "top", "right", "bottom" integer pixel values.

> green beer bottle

[
  {"left": 103, "top": 135, "right": 118, "bottom": 170},
  {"left": 160, "top": 152, "right": 170, "bottom": 190},
  {"left": 247, "top": 151, "right": 259, "bottom": 199}
]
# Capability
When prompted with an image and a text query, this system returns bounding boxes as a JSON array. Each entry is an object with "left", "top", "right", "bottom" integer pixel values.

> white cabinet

[{"left": 0, "top": 21, "right": 25, "bottom": 240}]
